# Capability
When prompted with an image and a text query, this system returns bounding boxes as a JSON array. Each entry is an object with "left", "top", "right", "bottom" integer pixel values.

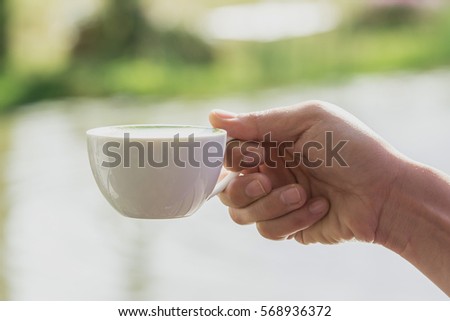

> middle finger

[{"left": 229, "top": 184, "right": 307, "bottom": 225}]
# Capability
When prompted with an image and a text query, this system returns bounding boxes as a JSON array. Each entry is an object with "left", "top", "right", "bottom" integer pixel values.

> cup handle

[
  {"left": 207, "top": 136, "right": 240, "bottom": 200},
  {"left": 208, "top": 171, "right": 239, "bottom": 200}
]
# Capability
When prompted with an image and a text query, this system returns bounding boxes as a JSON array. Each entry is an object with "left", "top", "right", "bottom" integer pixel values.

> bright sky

[{"left": 201, "top": 0, "right": 341, "bottom": 42}]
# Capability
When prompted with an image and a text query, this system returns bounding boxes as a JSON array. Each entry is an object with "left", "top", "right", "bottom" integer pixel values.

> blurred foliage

[
  {"left": 0, "top": 0, "right": 6, "bottom": 62},
  {"left": 353, "top": 4, "right": 428, "bottom": 29},
  {"left": 73, "top": 0, "right": 151, "bottom": 60},
  {"left": 1, "top": 2, "right": 450, "bottom": 112},
  {"left": 73, "top": 0, "right": 213, "bottom": 64}
]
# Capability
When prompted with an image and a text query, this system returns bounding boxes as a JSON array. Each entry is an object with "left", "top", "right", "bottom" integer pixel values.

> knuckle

[
  {"left": 302, "top": 100, "right": 330, "bottom": 117},
  {"left": 245, "top": 111, "right": 266, "bottom": 138},
  {"left": 305, "top": 99, "right": 328, "bottom": 109},
  {"left": 246, "top": 111, "right": 263, "bottom": 124}
]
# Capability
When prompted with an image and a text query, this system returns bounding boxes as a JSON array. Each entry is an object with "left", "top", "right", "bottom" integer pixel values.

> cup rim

[{"left": 86, "top": 124, "right": 227, "bottom": 138}]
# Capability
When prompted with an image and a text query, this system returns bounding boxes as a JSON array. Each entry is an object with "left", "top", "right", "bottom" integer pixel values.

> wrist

[
  {"left": 376, "top": 159, "right": 450, "bottom": 251},
  {"left": 375, "top": 158, "right": 450, "bottom": 294},
  {"left": 375, "top": 158, "right": 424, "bottom": 252}
]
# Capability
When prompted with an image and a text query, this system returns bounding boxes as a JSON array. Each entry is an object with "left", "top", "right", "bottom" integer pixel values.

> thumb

[{"left": 209, "top": 101, "right": 323, "bottom": 142}]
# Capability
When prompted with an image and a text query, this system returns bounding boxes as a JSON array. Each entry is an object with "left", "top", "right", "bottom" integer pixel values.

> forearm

[{"left": 376, "top": 160, "right": 450, "bottom": 295}]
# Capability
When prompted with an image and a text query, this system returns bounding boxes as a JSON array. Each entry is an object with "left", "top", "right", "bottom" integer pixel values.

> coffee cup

[{"left": 87, "top": 124, "right": 237, "bottom": 219}]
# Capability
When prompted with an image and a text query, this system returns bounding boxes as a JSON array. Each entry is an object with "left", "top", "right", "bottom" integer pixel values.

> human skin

[{"left": 209, "top": 100, "right": 450, "bottom": 295}]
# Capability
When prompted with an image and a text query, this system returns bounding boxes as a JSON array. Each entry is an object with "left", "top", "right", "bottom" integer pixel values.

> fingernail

[
  {"left": 309, "top": 199, "right": 327, "bottom": 214},
  {"left": 245, "top": 180, "right": 266, "bottom": 198},
  {"left": 280, "top": 187, "right": 302, "bottom": 205},
  {"left": 213, "top": 109, "right": 237, "bottom": 120}
]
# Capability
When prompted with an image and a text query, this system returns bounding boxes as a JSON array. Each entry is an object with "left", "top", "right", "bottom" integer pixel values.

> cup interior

[{"left": 87, "top": 124, "right": 226, "bottom": 140}]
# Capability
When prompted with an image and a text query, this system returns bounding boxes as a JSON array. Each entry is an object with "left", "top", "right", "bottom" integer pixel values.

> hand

[
  {"left": 210, "top": 100, "right": 450, "bottom": 295},
  {"left": 209, "top": 100, "right": 404, "bottom": 244}
]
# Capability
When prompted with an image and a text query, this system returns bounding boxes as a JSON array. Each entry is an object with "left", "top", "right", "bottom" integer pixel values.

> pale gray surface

[{"left": 4, "top": 69, "right": 450, "bottom": 300}]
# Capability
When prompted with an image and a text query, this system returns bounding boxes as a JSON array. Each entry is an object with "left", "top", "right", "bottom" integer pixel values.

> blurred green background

[
  {"left": 0, "top": 0, "right": 450, "bottom": 300},
  {"left": 1, "top": 0, "right": 450, "bottom": 112}
]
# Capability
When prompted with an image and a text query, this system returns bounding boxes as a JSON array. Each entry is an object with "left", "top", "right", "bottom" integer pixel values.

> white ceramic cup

[{"left": 87, "top": 124, "right": 237, "bottom": 219}]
